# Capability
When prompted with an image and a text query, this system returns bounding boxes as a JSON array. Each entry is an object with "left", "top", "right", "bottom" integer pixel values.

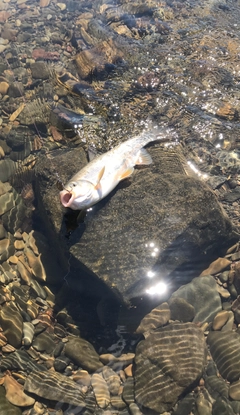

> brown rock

[
  {"left": 135, "top": 302, "right": 170, "bottom": 335},
  {"left": 0, "top": 81, "right": 9, "bottom": 95},
  {"left": 76, "top": 39, "right": 124, "bottom": 78},
  {"left": 200, "top": 257, "right": 231, "bottom": 276},
  {"left": 4, "top": 374, "right": 35, "bottom": 407}
]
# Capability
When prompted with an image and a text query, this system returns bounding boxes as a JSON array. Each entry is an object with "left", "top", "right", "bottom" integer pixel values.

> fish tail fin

[{"left": 135, "top": 148, "right": 152, "bottom": 165}]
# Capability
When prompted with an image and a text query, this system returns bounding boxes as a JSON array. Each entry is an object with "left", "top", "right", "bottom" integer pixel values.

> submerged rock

[
  {"left": 24, "top": 370, "right": 86, "bottom": 408},
  {"left": 134, "top": 321, "right": 207, "bottom": 413},
  {"left": 35, "top": 144, "right": 238, "bottom": 305}
]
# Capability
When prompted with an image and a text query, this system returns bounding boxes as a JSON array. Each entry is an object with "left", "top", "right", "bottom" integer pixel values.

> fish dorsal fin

[
  {"left": 94, "top": 166, "right": 105, "bottom": 190},
  {"left": 135, "top": 148, "right": 152, "bottom": 165}
]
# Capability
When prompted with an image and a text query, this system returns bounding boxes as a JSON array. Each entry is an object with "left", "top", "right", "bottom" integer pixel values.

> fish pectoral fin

[
  {"left": 118, "top": 166, "right": 134, "bottom": 181},
  {"left": 94, "top": 166, "right": 105, "bottom": 190},
  {"left": 135, "top": 148, "right": 152, "bottom": 165}
]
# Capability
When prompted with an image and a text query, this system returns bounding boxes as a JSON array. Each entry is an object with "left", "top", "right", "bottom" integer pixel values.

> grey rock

[
  {"left": 212, "top": 397, "right": 235, "bottom": 415},
  {"left": 64, "top": 337, "right": 103, "bottom": 372},
  {"left": 168, "top": 297, "right": 195, "bottom": 322},
  {"left": 207, "top": 330, "right": 240, "bottom": 382},
  {"left": 35, "top": 145, "right": 238, "bottom": 305},
  {"left": 24, "top": 370, "right": 86, "bottom": 408},
  {"left": 30, "top": 62, "right": 50, "bottom": 80},
  {"left": 170, "top": 275, "right": 222, "bottom": 323}
]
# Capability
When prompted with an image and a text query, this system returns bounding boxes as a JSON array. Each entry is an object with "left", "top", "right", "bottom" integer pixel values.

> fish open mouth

[{"left": 60, "top": 190, "right": 73, "bottom": 207}]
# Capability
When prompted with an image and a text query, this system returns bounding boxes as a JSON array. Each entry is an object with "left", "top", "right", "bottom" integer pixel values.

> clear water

[{"left": 0, "top": 0, "right": 240, "bottom": 414}]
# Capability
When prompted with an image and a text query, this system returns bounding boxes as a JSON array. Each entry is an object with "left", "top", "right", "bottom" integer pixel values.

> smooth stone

[
  {"left": 135, "top": 302, "right": 170, "bottom": 335},
  {"left": 64, "top": 337, "right": 103, "bottom": 372},
  {"left": 207, "top": 331, "right": 240, "bottom": 382},
  {"left": 0, "top": 81, "right": 9, "bottom": 95},
  {"left": 91, "top": 373, "right": 110, "bottom": 409},
  {"left": 72, "top": 370, "right": 91, "bottom": 386},
  {"left": 212, "top": 397, "right": 235, "bottom": 415},
  {"left": 32, "top": 331, "right": 55, "bottom": 354},
  {"left": 229, "top": 380, "right": 240, "bottom": 400},
  {"left": 53, "top": 356, "right": 70, "bottom": 372},
  {"left": 4, "top": 374, "right": 35, "bottom": 406},
  {"left": 170, "top": 275, "right": 222, "bottom": 323},
  {"left": 212, "top": 310, "right": 234, "bottom": 331},
  {"left": 195, "top": 392, "right": 212, "bottom": 415},
  {"left": 0, "top": 301, "right": 23, "bottom": 348},
  {"left": 0, "top": 386, "right": 22, "bottom": 415},
  {"left": 22, "top": 322, "right": 35, "bottom": 346},
  {"left": 24, "top": 370, "right": 86, "bottom": 407},
  {"left": 24, "top": 248, "right": 46, "bottom": 282},
  {"left": 168, "top": 297, "right": 195, "bottom": 322},
  {"left": 134, "top": 322, "right": 207, "bottom": 413},
  {"left": 102, "top": 366, "right": 121, "bottom": 395},
  {"left": 0, "top": 238, "right": 9, "bottom": 255},
  {"left": 204, "top": 375, "right": 229, "bottom": 400},
  {"left": 14, "top": 240, "right": 25, "bottom": 250},
  {"left": 200, "top": 257, "right": 231, "bottom": 276}
]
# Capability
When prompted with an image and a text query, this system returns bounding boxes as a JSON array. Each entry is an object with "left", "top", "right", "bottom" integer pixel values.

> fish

[{"left": 60, "top": 126, "right": 165, "bottom": 210}]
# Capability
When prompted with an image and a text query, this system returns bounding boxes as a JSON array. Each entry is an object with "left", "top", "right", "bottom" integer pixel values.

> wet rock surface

[
  {"left": 134, "top": 322, "right": 206, "bottom": 413},
  {"left": 36, "top": 145, "right": 238, "bottom": 304}
]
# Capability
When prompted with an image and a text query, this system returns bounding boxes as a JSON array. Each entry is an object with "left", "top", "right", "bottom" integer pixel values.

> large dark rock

[{"left": 35, "top": 145, "right": 238, "bottom": 305}]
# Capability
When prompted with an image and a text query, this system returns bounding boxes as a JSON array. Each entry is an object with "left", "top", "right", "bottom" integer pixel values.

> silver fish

[{"left": 60, "top": 126, "right": 165, "bottom": 210}]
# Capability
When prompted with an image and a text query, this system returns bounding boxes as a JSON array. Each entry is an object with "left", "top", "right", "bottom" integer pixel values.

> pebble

[
  {"left": 0, "top": 81, "right": 9, "bottom": 95},
  {"left": 212, "top": 310, "right": 234, "bottom": 331},
  {"left": 200, "top": 257, "right": 231, "bottom": 276},
  {"left": 56, "top": 2, "right": 66, "bottom": 10},
  {"left": 4, "top": 374, "right": 35, "bottom": 407},
  {"left": 0, "top": 301, "right": 23, "bottom": 348},
  {"left": 22, "top": 322, "right": 35, "bottom": 346},
  {"left": 135, "top": 302, "right": 170, "bottom": 335},
  {"left": 64, "top": 337, "right": 103, "bottom": 372},
  {"left": 91, "top": 373, "right": 110, "bottom": 409}
]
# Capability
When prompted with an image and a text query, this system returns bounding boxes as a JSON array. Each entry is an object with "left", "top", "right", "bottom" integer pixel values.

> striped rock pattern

[
  {"left": 134, "top": 322, "right": 206, "bottom": 413},
  {"left": 24, "top": 370, "right": 86, "bottom": 408},
  {"left": 207, "top": 331, "right": 240, "bottom": 382},
  {"left": 91, "top": 373, "right": 110, "bottom": 409},
  {"left": 135, "top": 302, "right": 170, "bottom": 335},
  {"left": 0, "top": 350, "right": 47, "bottom": 373},
  {"left": 0, "top": 301, "right": 23, "bottom": 348}
]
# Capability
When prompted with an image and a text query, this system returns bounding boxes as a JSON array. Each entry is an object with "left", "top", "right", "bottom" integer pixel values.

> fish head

[{"left": 60, "top": 179, "right": 98, "bottom": 210}]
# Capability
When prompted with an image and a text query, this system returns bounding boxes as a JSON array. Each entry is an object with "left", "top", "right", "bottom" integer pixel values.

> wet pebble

[
  {"left": 22, "top": 322, "right": 35, "bottom": 346},
  {"left": 0, "top": 385, "right": 22, "bottom": 415},
  {"left": 135, "top": 302, "right": 170, "bottom": 335},
  {"left": 4, "top": 374, "right": 35, "bottom": 407},
  {"left": 200, "top": 257, "right": 231, "bottom": 276},
  {"left": 0, "top": 301, "right": 23, "bottom": 348},
  {"left": 53, "top": 355, "right": 70, "bottom": 372},
  {"left": 102, "top": 366, "right": 121, "bottom": 395},
  {"left": 212, "top": 310, "right": 234, "bottom": 331},
  {"left": 91, "top": 373, "right": 110, "bottom": 409},
  {"left": 64, "top": 337, "right": 103, "bottom": 372},
  {"left": 32, "top": 331, "right": 56, "bottom": 354}
]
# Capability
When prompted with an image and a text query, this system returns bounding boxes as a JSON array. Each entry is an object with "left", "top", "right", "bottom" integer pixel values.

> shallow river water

[{"left": 0, "top": 0, "right": 240, "bottom": 414}]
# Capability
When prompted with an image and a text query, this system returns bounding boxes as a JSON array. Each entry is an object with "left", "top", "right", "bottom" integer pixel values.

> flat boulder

[{"left": 35, "top": 145, "right": 238, "bottom": 305}]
